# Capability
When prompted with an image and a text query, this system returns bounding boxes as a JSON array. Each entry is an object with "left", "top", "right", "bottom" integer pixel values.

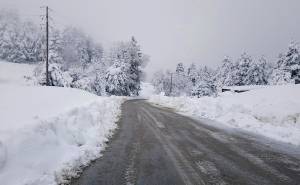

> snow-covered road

[{"left": 71, "top": 100, "right": 300, "bottom": 185}]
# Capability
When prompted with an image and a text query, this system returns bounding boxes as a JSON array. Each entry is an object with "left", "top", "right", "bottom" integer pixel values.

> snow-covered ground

[
  {"left": 0, "top": 61, "right": 125, "bottom": 184},
  {"left": 0, "top": 61, "right": 36, "bottom": 85},
  {"left": 149, "top": 85, "right": 300, "bottom": 145}
]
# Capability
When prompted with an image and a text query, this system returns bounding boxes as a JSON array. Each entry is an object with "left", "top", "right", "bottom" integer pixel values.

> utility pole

[
  {"left": 45, "top": 6, "right": 49, "bottom": 86},
  {"left": 169, "top": 73, "right": 173, "bottom": 96}
]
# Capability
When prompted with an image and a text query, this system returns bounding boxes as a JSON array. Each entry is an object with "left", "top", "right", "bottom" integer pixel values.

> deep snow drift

[
  {"left": 0, "top": 61, "right": 125, "bottom": 184},
  {"left": 149, "top": 85, "right": 300, "bottom": 145}
]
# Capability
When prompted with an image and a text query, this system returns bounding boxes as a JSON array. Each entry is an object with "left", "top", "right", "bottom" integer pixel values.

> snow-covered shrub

[
  {"left": 71, "top": 76, "right": 93, "bottom": 92},
  {"left": 192, "top": 81, "right": 217, "bottom": 97},
  {"left": 269, "top": 68, "right": 294, "bottom": 85},
  {"left": 35, "top": 63, "right": 72, "bottom": 87}
]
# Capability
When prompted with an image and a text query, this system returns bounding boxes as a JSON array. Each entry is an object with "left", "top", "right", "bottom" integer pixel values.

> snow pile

[
  {"left": 149, "top": 85, "right": 300, "bottom": 145},
  {"left": 0, "top": 85, "right": 124, "bottom": 185},
  {"left": 0, "top": 61, "right": 35, "bottom": 85}
]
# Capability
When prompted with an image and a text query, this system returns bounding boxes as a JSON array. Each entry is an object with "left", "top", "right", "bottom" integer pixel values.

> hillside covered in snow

[
  {"left": 0, "top": 61, "right": 35, "bottom": 85},
  {"left": 149, "top": 85, "right": 300, "bottom": 145},
  {"left": 0, "top": 61, "right": 125, "bottom": 184}
]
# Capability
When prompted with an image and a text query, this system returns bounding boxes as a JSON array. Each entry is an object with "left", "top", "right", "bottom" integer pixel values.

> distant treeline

[{"left": 152, "top": 43, "right": 300, "bottom": 97}]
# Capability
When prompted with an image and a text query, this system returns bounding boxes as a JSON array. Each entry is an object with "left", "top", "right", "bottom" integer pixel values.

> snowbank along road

[{"left": 72, "top": 99, "right": 300, "bottom": 185}]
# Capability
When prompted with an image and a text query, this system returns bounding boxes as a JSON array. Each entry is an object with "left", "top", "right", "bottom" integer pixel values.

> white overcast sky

[{"left": 1, "top": 0, "right": 300, "bottom": 79}]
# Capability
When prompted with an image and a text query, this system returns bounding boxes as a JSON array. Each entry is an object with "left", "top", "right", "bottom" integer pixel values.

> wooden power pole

[
  {"left": 45, "top": 6, "right": 49, "bottom": 86},
  {"left": 169, "top": 73, "right": 173, "bottom": 96}
]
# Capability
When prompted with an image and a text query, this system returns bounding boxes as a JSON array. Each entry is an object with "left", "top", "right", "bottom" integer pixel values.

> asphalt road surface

[{"left": 71, "top": 99, "right": 300, "bottom": 185}]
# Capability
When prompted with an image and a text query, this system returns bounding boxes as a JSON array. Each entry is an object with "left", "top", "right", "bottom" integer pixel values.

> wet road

[{"left": 71, "top": 99, "right": 300, "bottom": 185}]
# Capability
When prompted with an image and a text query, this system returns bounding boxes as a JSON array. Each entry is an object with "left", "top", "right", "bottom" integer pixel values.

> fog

[{"left": 1, "top": 0, "right": 300, "bottom": 79}]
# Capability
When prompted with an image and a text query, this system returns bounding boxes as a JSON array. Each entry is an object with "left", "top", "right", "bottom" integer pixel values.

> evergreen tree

[
  {"left": 105, "top": 37, "right": 148, "bottom": 96},
  {"left": 173, "top": 63, "right": 190, "bottom": 96},
  {"left": 192, "top": 66, "right": 216, "bottom": 97},
  {"left": 216, "top": 56, "right": 235, "bottom": 87},
  {"left": 125, "top": 37, "right": 147, "bottom": 96},
  {"left": 255, "top": 56, "right": 270, "bottom": 85},
  {"left": 232, "top": 53, "right": 252, "bottom": 86},
  {"left": 176, "top": 62, "right": 185, "bottom": 74},
  {"left": 49, "top": 29, "right": 63, "bottom": 64},
  {"left": 187, "top": 63, "right": 198, "bottom": 87},
  {"left": 269, "top": 42, "right": 300, "bottom": 85},
  {"left": 279, "top": 42, "right": 300, "bottom": 84},
  {"left": 244, "top": 56, "right": 269, "bottom": 85},
  {"left": 105, "top": 59, "right": 130, "bottom": 96}
]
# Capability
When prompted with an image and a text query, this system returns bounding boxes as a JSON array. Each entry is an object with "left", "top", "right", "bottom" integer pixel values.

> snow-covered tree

[
  {"left": 105, "top": 60, "right": 130, "bottom": 96},
  {"left": 176, "top": 62, "right": 185, "bottom": 74},
  {"left": 0, "top": 10, "right": 20, "bottom": 61},
  {"left": 269, "top": 68, "right": 293, "bottom": 85},
  {"left": 192, "top": 80, "right": 216, "bottom": 97},
  {"left": 152, "top": 64, "right": 217, "bottom": 97},
  {"left": 151, "top": 70, "right": 170, "bottom": 95},
  {"left": 269, "top": 42, "right": 300, "bottom": 85},
  {"left": 91, "top": 72, "right": 107, "bottom": 96},
  {"left": 244, "top": 56, "right": 269, "bottom": 85},
  {"left": 172, "top": 62, "right": 192, "bottom": 96},
  {"left": 216, "top": 56, "right": 235, "bottom": 87},
  {"left": 49, "top": 29, "right": 63, "bottom": 64},
  {"left": 105, "top": 37, "right": 148, "bottom": 96},
  {"left": 276, "top": 42, "right": 300, "bottom": 84},
  {"left": 0, "top": 11, "right": 43, "bottom": 63},
  {"left": 187, "top": 63, "right": 198, "bottom": 87},
  {"left": 232, "top": 53, "right": 253, "bottom": 86},
  {"left": 0, "top": 9, "right": 150, "bottom": 96},
  {"left": 192, "top": 66, "right": 216, "bottom": 97},
  {"left": 124, "top": 37, "right": 148, "bottom": 96},
  {"left": 18, "top": 21, "right": 43, "bottom": 63},
  {"left": 257, "top": 56, "right": 272, "bottom": 85}
]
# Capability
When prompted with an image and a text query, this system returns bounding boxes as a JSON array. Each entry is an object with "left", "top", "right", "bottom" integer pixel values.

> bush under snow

[{"left": 149, "top": 85, "right": 300, "bottom": 145}]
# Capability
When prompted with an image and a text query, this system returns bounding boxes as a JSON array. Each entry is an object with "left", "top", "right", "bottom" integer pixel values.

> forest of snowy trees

[
  {"left": 0, "top": 9, "right": 148, "bottom": 96},
  {"left": 1, "top": 9, "right": 300, "bottom": 98},
  {"left": 152, "top": 42, "right": 300, "bottom": 97}
]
